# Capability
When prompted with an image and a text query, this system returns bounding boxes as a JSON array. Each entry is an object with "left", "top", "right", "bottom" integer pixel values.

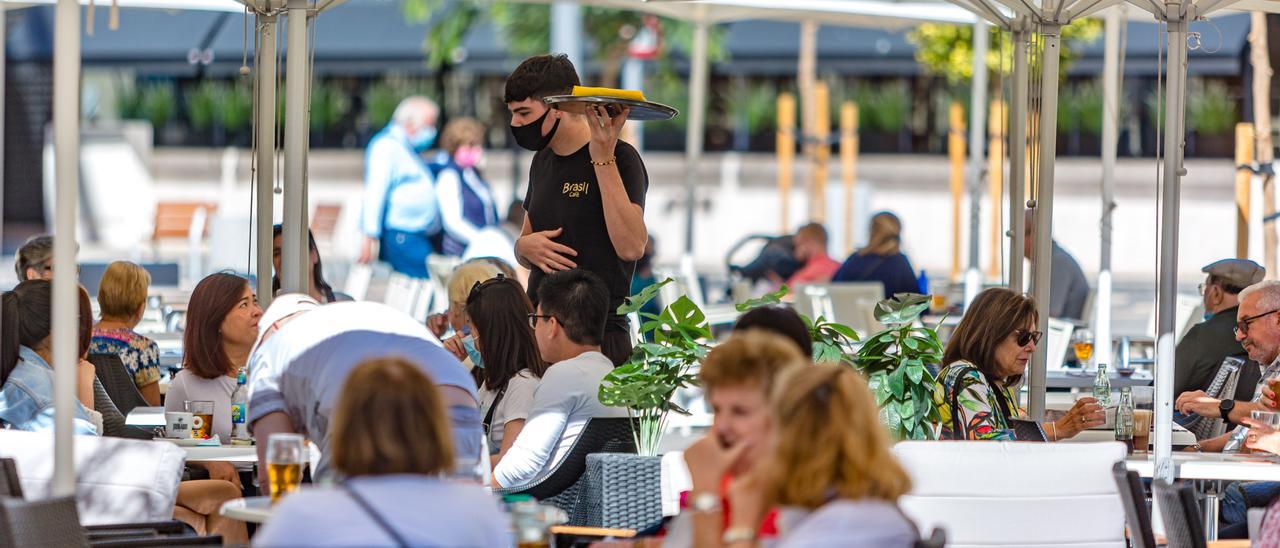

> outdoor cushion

[{"left": 0, "top": 430, "right": 184, "bottom": 525}]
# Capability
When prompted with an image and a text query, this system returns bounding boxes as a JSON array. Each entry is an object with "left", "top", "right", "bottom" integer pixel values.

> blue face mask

[
  {"left": 409, "top": 126, "right": 437, "bottom": 152},
  {"left": 462, "top": 335, "right": 484, "bottom": 370}
]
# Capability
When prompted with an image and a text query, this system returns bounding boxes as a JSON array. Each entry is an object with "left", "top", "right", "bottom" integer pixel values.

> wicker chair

[
  {"left": 0, "top": 496, "right": 90, "bottom": 547},
  {"left": 1111, "top": 461, "right": 1156, "bottom": 548},
  {"left": 1152, "top": 479, "right": 1208, "bottom": 548},
  {"left": 89, "top": 353, "right": 150, "bottom": 417},
  {"left": 915, "top": 528, "right": 947, "bottom": 548},
  {"left": 496, "top": 418, "right": 637, "bottom": 517}
]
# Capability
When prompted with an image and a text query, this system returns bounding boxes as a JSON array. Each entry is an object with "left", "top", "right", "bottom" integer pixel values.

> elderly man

[
  {"left": 1023, "top": 210, "right": 1089, "bottom": 320},
  {"left": 358, "top": 96, "right": 442, "bottom": 279},
  {"left": 1175, "top": 259, "right": 1265, "bottom": 398}
]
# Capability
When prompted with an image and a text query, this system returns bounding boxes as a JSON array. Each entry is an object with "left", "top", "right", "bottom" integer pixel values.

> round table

[{"left": 220, "top": 496, "right": 273, "bottom": 523}]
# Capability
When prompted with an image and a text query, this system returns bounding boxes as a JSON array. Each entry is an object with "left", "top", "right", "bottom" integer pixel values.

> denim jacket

[{"left": 0, "top": 346, "right": 97, "bottom": 435}]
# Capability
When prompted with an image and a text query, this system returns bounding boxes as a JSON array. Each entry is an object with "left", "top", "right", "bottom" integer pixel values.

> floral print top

[
  {"left": 932, "top": 360, "right": 1021, "bottom": 441},
  {"left": 89, "top": 328, "right": 162, "bottom": 389}
]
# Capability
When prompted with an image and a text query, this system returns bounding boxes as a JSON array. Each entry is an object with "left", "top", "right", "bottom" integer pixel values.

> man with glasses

[{"left": 1173, "top": 259, "right": 1265, "bottom": 399}]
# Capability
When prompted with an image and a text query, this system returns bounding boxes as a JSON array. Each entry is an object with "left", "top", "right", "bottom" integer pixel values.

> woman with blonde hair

[
  {"left": 437, "top": 261, "right": 501, "bottom": 372},
  {"left": 832, "top": 211, "right": 921, "bottom": 298},
  {"left": 717, "top": 365, "right": 918, "bottom": 547},
  {"left": 254, "top": 357, "right": 509, "bottom": 547},
  {"left": 90, "top": 261, "right": 163, "bottom": 405}
]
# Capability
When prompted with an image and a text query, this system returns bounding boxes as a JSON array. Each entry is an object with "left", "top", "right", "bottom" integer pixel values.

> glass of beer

[
  {"left": 184, "top": 401, "right": 213, "bottom": 440},
  {"left": 1072, "top": 329, "right": 1094, "bottom": 369},
  {"left": 267, "top": 433, "right": 305, "bottom": 503}
]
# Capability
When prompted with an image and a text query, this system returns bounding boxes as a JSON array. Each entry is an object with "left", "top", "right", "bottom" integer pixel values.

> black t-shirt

[{"left": 523, "top": 141, "right": 649, "bottom": 314}]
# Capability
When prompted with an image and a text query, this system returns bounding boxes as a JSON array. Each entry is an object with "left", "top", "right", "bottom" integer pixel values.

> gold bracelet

[{"left": 590, "top": 156, "right": 616, "bottom": 167}]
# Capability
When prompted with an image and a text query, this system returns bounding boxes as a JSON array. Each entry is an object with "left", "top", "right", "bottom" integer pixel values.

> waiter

[
  {"left": 504, "top": 54, "right": 649, "bottom": 366},
  {"left": 358, "top": 96, "right": 442, "bottom": 279}
]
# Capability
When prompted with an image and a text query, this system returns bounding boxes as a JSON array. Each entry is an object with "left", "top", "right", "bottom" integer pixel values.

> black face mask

[{"left": 510, "top": 108, "right": 560, "bottom": 151}]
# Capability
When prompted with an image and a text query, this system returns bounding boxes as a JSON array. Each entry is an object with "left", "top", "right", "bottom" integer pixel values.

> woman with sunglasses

[
  {"left": 932, "top": 288, "right": 1105, "bottom": 441},
  {"left": 464, "top": 275, "right": 549, "bottom": 468}
]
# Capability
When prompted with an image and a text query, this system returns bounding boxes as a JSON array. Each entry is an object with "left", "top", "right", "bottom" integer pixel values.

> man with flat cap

[{"left": 1174, "top": 258, "right": 1266, "bottom": 399}]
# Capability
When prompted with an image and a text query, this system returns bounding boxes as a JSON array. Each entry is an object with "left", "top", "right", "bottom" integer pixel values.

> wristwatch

[
  {"left": 723, "top": 526, "right": 757, "bottom": 544},
  {"left": 689, "top": 491, "right": 721, "bottom": 514},
  {"left": 1220, "top": 399, "right": 1237, "bottom": 425}
]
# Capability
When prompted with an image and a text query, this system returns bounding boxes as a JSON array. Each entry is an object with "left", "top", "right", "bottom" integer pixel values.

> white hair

[
  {"left": 1239, "top": 280, "right": 1280, "bottom": 312},
  {"left": 392, "top": 96, "right": 439, "bottom": 127}
]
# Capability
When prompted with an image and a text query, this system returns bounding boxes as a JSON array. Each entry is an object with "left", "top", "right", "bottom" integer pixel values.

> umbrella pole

[
  {"left": 1029, "top": 22, "right": 1061, "bottom": 422},
  {"left": 281, "top": 0, "right": 309, "bottom": 294},
  {"left": 1154, "top": 6, "right": 1188, "bottom": 484},
  {"left": 255, "top": 13, "right": 277, "bottom": 309},
  {"left": 1008, "top": 20, "right": 1029, "bottom": 292},
  {"left": 964, "top": 20, "right": 989, "bottom": 308},
  {"left": 1095, "top": 5, "right": 1125, "bottom": 373},
  {"left": 681, "top": 10, "right": 708, "bottom": 267},
  {"left": 52, "top": 0, "right": 80, "bottom": 497}
]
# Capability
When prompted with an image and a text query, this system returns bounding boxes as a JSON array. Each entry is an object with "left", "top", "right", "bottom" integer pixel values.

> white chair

[
  {"left": 792, "top": 282, "right": 885, "bottom": 337},
  {"left": 342, "top": 263, "right": 374, "bottom": 302},
  {"left": 1045, "top": 318, "right": 1076, "bottom": 372},
  {"left": 424, "top": 254, "right": 462, "bottom": 318},
  {"left": 0, "top": 430, "right": 184, "bottom": 526},
  {"left": 892, "top": 441, "right": 1126, "bottom": 547},
  {"left": 1144, "top": 293, "right": 1204, "bottom": 344},
  {"left": 383, "top": 272, "right": 425, "bottom": 317}
]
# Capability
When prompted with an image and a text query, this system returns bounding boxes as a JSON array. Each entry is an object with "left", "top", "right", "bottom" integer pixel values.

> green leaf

[
  {"left": 880, "top": 404, "right": 903, "bottom": 437},
  {"left": 906, "top": 363, "right": 925, "bottom": 384},
  {"left": 903, "top": 337, "right": 919, "bottom": 350},
  {"left": 822, "top": 323, "right": 861, "bottom": 342},
  {"left": 888, "top": 367, "right": 907, "bottom": 399},
  {"left": 618, "top": 278, "right": 674, "bottom": 315},
  {"left": 896, "top": 398, "right": 916, "bottom": 421},
  {"left": 735, "top": 285, "right": 789, "bottom": 312}
]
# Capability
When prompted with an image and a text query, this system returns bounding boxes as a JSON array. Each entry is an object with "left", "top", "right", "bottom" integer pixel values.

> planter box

[{"left": 576, "top": 453, "right": 662, "bottom": 531}]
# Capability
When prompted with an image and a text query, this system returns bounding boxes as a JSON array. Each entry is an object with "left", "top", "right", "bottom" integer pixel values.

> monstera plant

[
  {"left": 736, "top": 285, "right": 861, "bottom": 367},
  {"left": 855, "top": 294, "right": 944, "bottom": 440},
  {"left": 598, "top": 279, "right": 706, "bottom": 456}
]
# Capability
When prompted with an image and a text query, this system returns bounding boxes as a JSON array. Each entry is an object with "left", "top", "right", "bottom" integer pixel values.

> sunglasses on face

[
  {"left": 1013, "top": 329, "right": 1044, "bottom": 347},
  {"left": 1236, "top": 308, "right": 1280, "bottom": 336}
]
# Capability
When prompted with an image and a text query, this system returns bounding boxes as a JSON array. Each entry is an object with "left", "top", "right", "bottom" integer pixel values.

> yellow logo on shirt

[{"left": 563, "top": 181, "right": 591, "bottom": 198}]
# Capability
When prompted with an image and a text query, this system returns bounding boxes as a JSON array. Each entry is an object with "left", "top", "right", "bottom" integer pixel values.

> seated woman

[
  {"left": 167, "top": 272, "right": 262, "bottom": 441},
  {"left": 669, "top": 331, "right": 808, "bottom": 546},
  {"left": 90, "top": 261, "right": 163, "bottom": 406},
  {"left": 932, "top": 287, "right": 1104, "bottom": 441},
  {"left": 465, "top": 275, "right": 547, "bottom": 467},
  {"left": 272, "top": 225, "right": 342, "bottom": 303},
  {"left": 253, "top": 357, "right": 510, "bottom": 547},
  {"left": 436, "top": 260, "right": 501, "bottom": 360},
  {"left": 832, "top": 211, "right": 920, "bottom": 299},
  {"left": 717, "top": 365, "right": 918, "bottom": 546},
  {"left": 0, "top": 280, "right": 101, "bottom": 434}
]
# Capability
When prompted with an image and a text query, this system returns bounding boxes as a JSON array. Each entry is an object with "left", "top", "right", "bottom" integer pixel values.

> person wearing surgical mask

[
  {"left": 358, "top": 96, "right": 443, "bottom": 279},
  {"left": 431, "top": 117, "right": 500, "bottom": 257}
]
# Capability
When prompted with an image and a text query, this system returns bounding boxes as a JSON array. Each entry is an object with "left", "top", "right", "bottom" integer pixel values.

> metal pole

[
  {"left": 281, "top": 0, "right": 308, "bottom": 294},
  {"left": 798, "top": 20, "right": 818, "bottom": 222},
  {"left": 255, "top": 14, "right": 277, "bottom": 307},
  {"left": 1154, "top": 5, "right": 1188, "bottom": 484},
  {"left": 51, "top": 0, "right": 79, "bottom": 497},
  {"left": 965, "top": 19, "right": 990, "bottom": 308},
  {"left": 1029, "top": 23, "right": 1062, "bottom": 422},
  {"left": 1008, "top": 20, "right": 1029, "bottom": 292},
  {"left": 622, "top": 58, "right": 644, "bottom": 152},
  {"left": 682, "top": 9, "right": 708, "bottom": 259},
  {"left": 550, "top": 1, "right": 583, "bottom": 70},
  {"left": 1, "top": 2, "right": 6, "bottom": 256},
  {"left": 1096, "top": 5, "right": 1125, "bottom": 372}
]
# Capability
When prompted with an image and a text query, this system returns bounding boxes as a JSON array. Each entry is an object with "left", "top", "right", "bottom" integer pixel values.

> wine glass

[{"left": 1073, "top": 328, "right": 1094, "bottom": 369}]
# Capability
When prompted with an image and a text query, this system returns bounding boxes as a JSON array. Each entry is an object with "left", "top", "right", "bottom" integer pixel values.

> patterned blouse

[
  {"left": 89, "top": 328, "right": 162, "bottom": 389},
  {"left": 932, "top": 360, "right": 1022, "bottom": 441}
]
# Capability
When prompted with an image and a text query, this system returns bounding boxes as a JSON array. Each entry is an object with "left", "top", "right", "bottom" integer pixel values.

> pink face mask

[{"left": 454, "top": 145, "right": 483, "bottom": 168}]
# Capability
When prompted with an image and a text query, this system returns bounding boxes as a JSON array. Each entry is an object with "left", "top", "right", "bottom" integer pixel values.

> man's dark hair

[
  {"left": 537, "top": 269, "right": 608, "bottom": 346},
  {"left": 734, "top": 306, "right": 813, "bottom": 358},
  {"left": 504, "top": 54, "right": 581, "bottom": 104},
  {"left": 1208, "top": 274, "right": 1247, "bottom": 295}
]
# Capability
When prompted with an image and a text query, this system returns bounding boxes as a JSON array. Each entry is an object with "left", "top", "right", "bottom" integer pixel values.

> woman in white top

[
  {"left": 254, "top": 357, "right": 509, "bottom": 547},
  {"left": 166, "top": 273, "right": 262, "bottom": 441},
  {"left": 464, "top": 275, "right": 548, "bottom": 467},
  {"left": 703, "top": 365, "right": 918, "bottom": 547}
]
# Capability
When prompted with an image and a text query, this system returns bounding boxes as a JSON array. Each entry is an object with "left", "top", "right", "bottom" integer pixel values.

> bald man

[{"left": 358, "top": 96, "right": 443, "bottom": 279}]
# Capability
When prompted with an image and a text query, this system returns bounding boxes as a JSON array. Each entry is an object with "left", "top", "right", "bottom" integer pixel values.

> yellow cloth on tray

[{"left": 571, "top": 86, "right": 646, "bottom": 101}]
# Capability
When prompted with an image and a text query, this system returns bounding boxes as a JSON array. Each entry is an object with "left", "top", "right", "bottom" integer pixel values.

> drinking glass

[
  {"left": 184, "top": 401, "right": 213, "bottom": 440},
  {"left": 266, "top": 433, "right": 305, "bottom": 503},
  {"left": 1072, "top": 329, "right": 1094, "bottom": 369}
]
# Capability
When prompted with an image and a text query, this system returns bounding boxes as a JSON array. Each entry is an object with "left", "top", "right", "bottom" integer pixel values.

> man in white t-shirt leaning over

[{"left": 493, "top": 269, "right": 628, "bottom": 488}]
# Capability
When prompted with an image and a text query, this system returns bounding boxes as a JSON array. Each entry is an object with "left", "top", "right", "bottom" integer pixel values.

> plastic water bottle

[
  {"left": 1115, "top": 387, "right": 1135, "bottom": 454},
  {"left": 230, "top": 368, "right": 248, "bottom": 440},
  {"left": 917, "top": 270, "right": 930, "bottom": 295},
  {"left": 1093, "top": 364, "right": 1112, "bottom": 407}
]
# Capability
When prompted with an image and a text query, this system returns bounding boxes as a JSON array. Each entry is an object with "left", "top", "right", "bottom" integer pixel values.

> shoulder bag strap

[
  {"left": 482, "top": 386, "right": 507, "bottom": 436},
  {"left": 341, "top": 481, "right": 411, "bottom": 548}
]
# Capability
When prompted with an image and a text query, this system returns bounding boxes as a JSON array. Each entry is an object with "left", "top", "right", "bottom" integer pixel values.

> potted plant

[
  {"left": 854, "top": 293, "right": 944, "bottom": 440},
  {"left": 588, "top": 279, "right": 705, "bottom": 530}
]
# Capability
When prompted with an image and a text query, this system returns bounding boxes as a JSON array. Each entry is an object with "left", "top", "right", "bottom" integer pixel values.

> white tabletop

[
  {"left": 220, "top": 496, "right": 273, "bottom": 524},
  {"left": 125, "top": 406, "right": 165, "bottom": 427},
  {"left": 1066, "top": 424, "right": 1197, "bottom": 447},
  {"left": 1126, "top": 452, "right": 1280, "bottom": 481},
  {"left": 183, "top": 444, "right": 258, "bottom": 463}
]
